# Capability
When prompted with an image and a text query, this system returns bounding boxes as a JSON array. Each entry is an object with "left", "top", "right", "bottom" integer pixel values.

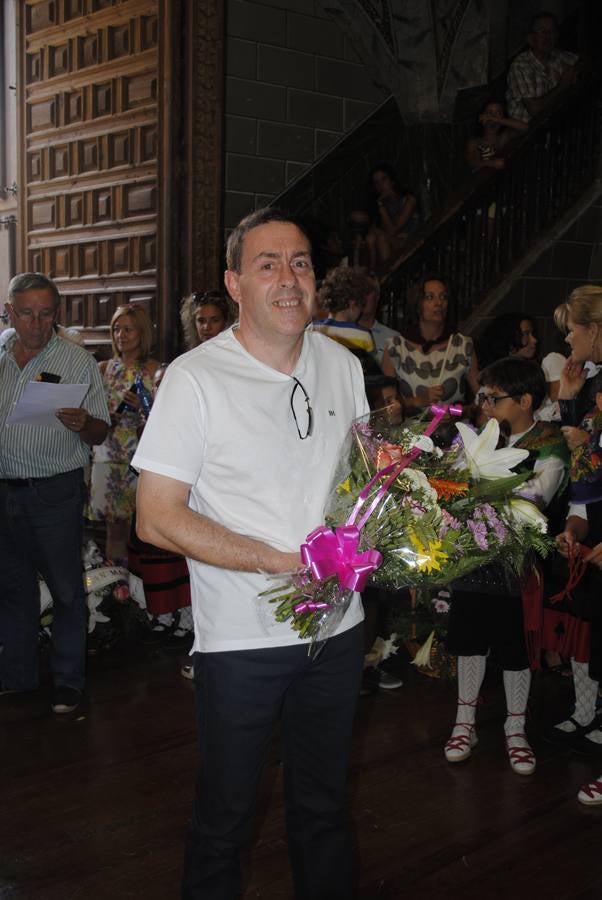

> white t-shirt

[
  {"left": 541, "top": 352, "right": 566, "bottom": 383},
  {"left": 536, "top": 352, "right": 567, "bottom": 422},
  {"left": 132, "top": 327, "right": 369, "bottom": 652}
]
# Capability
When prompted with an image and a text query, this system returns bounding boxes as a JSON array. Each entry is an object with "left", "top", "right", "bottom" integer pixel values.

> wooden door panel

[{"left": 20, "top": 0, "right": 159, "bottom": 353}]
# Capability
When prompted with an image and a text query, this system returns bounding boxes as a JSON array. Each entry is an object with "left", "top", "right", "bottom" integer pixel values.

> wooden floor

[{"left": 3, "top": 642, "right": 602, "bottom": 900}]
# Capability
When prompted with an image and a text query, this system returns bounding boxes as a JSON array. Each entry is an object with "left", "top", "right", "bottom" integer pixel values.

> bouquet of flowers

[{"left": 263, "top": 404, "right": 555, "bottom": 656}]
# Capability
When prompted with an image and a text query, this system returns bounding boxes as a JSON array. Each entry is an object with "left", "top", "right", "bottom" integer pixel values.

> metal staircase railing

[{"left": 379, "top": 75, "right": 601, "bottom": 330}]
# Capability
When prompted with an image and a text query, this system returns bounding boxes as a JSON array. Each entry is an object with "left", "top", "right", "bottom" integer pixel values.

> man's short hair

[
  {"left": 225, "top": 207, "right": 312, "bottom": 273},
  {"left": 529, "top": 12, "right": 557, "bottom": 33},
  {"left": 8, "top": 272, "right": 60, "bottom": 307},
  {"left": 479, "top": 356, "right": 546, "bottom": 411}
]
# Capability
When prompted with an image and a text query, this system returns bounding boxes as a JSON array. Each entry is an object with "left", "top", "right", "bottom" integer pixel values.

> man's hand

[
  {"left": 56, "top": 407, "right": 108, "bottom": 445},
  {"left": 56, "top": 406, "right": 89, "bottom": 433},
  {"left": 273, "top": 551, "right": 303, "bottom": 573}
]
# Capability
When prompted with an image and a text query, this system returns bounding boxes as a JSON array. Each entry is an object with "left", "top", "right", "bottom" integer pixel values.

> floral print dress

[{"left": 87, "top": 357, "right": 154, "bottom": 522}]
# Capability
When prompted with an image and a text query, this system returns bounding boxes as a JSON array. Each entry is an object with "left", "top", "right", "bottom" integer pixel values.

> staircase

[
  {"left": 271, "top": 12, "right": 601, "bottom": 343},
  {"left": 381, "top": 74, "right": 601, "bottom": 333}
]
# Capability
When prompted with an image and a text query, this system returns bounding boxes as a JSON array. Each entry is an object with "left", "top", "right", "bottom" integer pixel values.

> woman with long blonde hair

[
  {"left": 545, "top": 286, "right": 602, "bottom": 805},
  {"left": 87, "top": 304, "right": 160, "bottom": 563}
]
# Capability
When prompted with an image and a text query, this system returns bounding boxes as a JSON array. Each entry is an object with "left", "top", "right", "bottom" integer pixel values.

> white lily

[
  {"left": 411, "top": 630, "right": 435, "bottom": 668},
  {"left": 455, "top": 418, "right": 529, "bottom": 480},
  {"left": 411, "top": 434, "right": 435, "bottom": 453},
  {"left": 504, "top": 497, "right": 548, "bottom": 534}
]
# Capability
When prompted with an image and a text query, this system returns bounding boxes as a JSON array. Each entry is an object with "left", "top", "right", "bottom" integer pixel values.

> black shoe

[
  {"left": 573, "top": 728, "right": 602, "bottom": 757},
  {"left": 51, "top": 686, "right": 82, "bottom": 714},
  {"left": 543, "top": 716, "right": 600, "bottom": 746},
  {"left": 378, "top": 670, "right": 403, "bottom": 690}
]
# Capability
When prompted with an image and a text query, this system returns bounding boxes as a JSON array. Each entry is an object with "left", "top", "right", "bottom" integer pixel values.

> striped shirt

[
  {"left": 506, "top": 48, "right": 578, "bottom": 122},
  {"left": 314, "top": 319, "right": 375, "bottom": 354},
  {"left": 0, "top": 332, "right": 110, "bottom": 478}
]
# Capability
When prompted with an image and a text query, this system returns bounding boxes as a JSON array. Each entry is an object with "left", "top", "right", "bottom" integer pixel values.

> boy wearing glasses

[{"left": 445, "top": 357, "right": 568, "bottom": 776}]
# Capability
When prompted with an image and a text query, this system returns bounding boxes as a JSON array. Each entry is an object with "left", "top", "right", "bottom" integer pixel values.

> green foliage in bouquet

[
  {"left": 324, "top": 415, "right": 555, "bottom": 593},
  {"left": 264, "top": 407, "right": 556, "bottom": 648}
]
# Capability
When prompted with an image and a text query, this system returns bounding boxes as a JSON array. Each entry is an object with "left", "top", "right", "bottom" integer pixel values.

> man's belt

[{"left": 0, "top": 475, "right": 57, "bottom": 487}]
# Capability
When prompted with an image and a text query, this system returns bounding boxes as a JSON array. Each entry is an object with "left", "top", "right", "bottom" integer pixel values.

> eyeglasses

[
  {"left": 192, "top": 290, "right": 221, "bottom": 305},
  {"left": 476, "top": 392, "right": 517, "bottom": 407},
  {"left": 290, "top": 376, "right": 313, "bottom": 440},
  {"left": 8, "top": 304, "right": 56, "bottom": 322}
]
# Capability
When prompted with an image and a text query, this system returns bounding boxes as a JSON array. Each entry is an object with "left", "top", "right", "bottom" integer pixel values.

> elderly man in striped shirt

[{"left": 0, "top": 273, "right": 110, "bottom": 713}]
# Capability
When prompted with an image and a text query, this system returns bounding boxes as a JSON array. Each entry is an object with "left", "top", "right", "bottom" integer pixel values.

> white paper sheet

[{"left": 6, "top": 381, "right": 90, "bottom": 429}]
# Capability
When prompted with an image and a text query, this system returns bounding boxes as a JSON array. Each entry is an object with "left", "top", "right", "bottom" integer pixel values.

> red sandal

[
  {"left": 577, "top": 777, "right": 602, "bottom": 806},
  {"left": 445, "top": 723, "right": 478, "bottom": 763},
  {"left": 505, "top": 733, "right": 536, "bottom": 775}
]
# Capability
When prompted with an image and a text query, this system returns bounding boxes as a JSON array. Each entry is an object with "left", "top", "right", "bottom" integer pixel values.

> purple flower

[
  {"left": 493, "top": 520, "right": 508, "bottom": 542},
  {"left": 468, "top": 518, "right": 489, "bottom": 551},
  {"left": 477, "top": 503, "right": 508, "bottom": 543},
  {"left": 439, "top": 509, "right": 461, "bottom": 536}
]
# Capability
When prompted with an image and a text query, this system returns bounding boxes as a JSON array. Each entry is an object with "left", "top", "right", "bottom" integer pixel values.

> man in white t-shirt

[{"left": 133, "top": 208, "right": 368, "bottom": 899}]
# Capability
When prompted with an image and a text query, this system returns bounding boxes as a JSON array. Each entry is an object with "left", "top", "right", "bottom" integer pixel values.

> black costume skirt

[{"left": 446, "top": 566, "right": 529, "bottom": 671}]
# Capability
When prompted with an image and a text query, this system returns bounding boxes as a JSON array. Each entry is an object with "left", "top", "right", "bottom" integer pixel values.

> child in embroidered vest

[{"left": 445, "top": 357, "right": 568, "bottom": 775}]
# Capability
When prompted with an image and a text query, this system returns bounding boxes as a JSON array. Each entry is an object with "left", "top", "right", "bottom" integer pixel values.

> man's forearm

[
  {"left": 524, "top": 82, "right": 564, "bottom": 118},
  {"left": 137, "top": 472, "right": 300, "bottom": 574}
]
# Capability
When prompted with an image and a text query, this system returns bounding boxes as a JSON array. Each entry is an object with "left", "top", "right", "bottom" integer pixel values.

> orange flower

[{"left": 429, "top": 477, "right": 469, "bottom": 500}]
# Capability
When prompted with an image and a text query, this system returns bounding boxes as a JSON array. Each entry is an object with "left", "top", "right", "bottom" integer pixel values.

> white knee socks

[
  {"left": 555, "top": 658, "right": 599, "bottom": 732},
  {"left": 455, "top": 655, "right": 487, "bottom": 727},
  {"left": 503, "top": 668, "right": 531, "bottom": 737}
]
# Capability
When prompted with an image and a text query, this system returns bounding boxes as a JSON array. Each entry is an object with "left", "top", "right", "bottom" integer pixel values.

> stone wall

[{"left": 224, "top": 0, "right": 386, "bottom": 229}]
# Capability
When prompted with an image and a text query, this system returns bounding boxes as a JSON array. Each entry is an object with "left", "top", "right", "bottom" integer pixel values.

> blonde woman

[
  {"left": 545, "top": 286, "right": 602, "bottom": 805},
  {"left": 87, "top": 304, "right": 159, "bottom": 563}
]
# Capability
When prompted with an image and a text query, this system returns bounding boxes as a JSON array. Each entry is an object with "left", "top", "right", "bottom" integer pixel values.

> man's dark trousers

[
  {"left": 182, "top": 622, "right": 364, "bottom": 900},
  {"left": 0, "top": 469, "right": 87, "bottom": 691}
]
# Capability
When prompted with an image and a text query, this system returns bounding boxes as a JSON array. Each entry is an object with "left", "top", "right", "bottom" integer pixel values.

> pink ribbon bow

[
  {"left": 300, "top": 525, "right": 383, "bottom": 593},
  {"left": 293, "top": 599, "right": 330, "bottom": 614}
]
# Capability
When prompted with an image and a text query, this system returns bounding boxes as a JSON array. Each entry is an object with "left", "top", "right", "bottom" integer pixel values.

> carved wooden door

[{"left": 19, "top": 0, "right": 171, "bottom": 354}]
